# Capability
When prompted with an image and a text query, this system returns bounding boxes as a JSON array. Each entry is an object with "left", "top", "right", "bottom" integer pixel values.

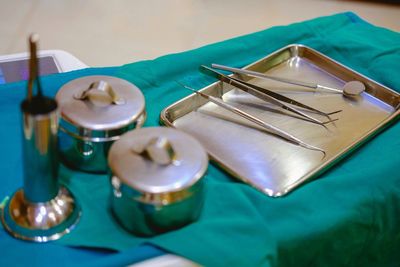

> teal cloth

[{"left": 1, "top": 12, "right": 400, "bottom": 266}]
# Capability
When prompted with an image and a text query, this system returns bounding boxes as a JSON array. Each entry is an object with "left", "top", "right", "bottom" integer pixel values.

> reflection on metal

[
  {"left": 200, "top": 65, "right": 335, "bottom": 126},
  {"left": 161, "top": 44, "right": 399, "bottom": 197},
  {"left": 74, "top": 80, "right": 126, "bottom": 105},
  {"left": 0, "top": 34, "right": 81, "bottom": 242},
  {"left": 56, "top": 75, "right": 146, "bottom": 173},
  {"left": 211, "top": 63, "right": 366, "bottom": 97},
  {"left": 133, "top": 137, "right": 178, "bottom": 165},
  {"left": 22, "top": 108, "right": 59, "bottom": 202},
  {"left": 1, "top": 188, "right": 80, "bottom": 242},
  {"left": 179, "top": 83, "right": 325, "bottom": 154},
  {"left": 109, "top": 127, "right": 208, "bottom": 236},
  {"left": 213, "top": 69, "right": 342, "bottom": 118}
]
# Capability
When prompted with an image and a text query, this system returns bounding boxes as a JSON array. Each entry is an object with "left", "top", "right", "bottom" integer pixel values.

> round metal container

[
  {"left": 108, "top": 127, "right": 208, "bottom": 236},
  {"left": 56, "top": 75, "right": 146, "bottom": 173}
]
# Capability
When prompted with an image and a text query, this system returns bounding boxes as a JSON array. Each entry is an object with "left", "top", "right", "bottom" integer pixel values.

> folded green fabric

[
  {"left": 2, "top": 12, "right": 400, "bottom": 267},
  {"left": 113, "top": 12, "right": 400, "bottom": 266}
]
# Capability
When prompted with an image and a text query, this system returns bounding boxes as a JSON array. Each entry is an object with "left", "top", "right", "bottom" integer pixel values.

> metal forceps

[
  {"left": 228, "top": 72, "right": 341, "bottom": 118},
  {"left": 177, "top": 82, "right": 325, "bottom": 154},
  {"left": 200, "top": 65, "right": 340, "bottom": 126}
]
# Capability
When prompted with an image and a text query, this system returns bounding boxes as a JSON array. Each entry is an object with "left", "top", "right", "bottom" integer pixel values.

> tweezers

[
  {"left": 177, "top": 82, "right": 325, "bottom": 154},
  {"left": 227, "top": 73, "right": 341, "bottom": 118},
  {"left": 200, "top": 65, "right": 339, "bottom": 125}
]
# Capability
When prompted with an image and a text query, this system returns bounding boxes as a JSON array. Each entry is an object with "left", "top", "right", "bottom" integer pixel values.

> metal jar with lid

[
  {"left": 108, "top": 127, "right": 208, "bottom": 236},
  {"left": 56, "top": 75, "right": 146, "bottom": 173}
]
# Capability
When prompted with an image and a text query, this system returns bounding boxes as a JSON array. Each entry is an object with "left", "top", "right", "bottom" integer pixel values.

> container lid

[
  {"left": 56, "top": 75, "right": 145, "bottom": 131},
  {"left": 108, "top": 127, "right": 208, "bottom": 194}
]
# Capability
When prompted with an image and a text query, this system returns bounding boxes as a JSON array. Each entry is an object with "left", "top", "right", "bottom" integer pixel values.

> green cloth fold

[{"left": 3, "top": 12, "right": 400, "bottom": 266}]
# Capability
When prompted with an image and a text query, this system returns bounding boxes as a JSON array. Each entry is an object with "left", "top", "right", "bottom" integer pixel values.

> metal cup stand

[{"left": 0, "top": 34, "right": 81, "bottom": 242}]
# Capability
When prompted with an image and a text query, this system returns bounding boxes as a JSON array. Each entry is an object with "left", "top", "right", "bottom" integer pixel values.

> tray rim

[{"left": 160, "top": 44, "right": 400, "bottom": 197}]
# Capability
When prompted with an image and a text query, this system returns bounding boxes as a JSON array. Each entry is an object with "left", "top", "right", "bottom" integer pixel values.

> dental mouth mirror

[
  {"left": 212, "top": 63, "right": 366, "bottom": 97},
  {"left": 177, "top": 82, "right": 325, "bottom": 155}
]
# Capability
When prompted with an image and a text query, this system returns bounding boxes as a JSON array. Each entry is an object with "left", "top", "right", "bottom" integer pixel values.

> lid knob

[
  {"left": 74, "top": 80, "right": 126, "bottom": 106},
  {"left": 133, "top": 137, "right": 177, "bottom": 165}
]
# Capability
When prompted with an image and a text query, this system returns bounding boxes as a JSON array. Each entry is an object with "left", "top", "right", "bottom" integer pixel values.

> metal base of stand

[{"left": 0, "top": 186, "right": 81, "bottom": 242}]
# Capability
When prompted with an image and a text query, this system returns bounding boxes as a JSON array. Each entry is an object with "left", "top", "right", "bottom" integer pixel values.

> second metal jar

[
  {"left": 108, "top": 127, "right": 208, "bottom": 236},
  {"left": 56, "top": 75, "right": 146, "bottom": 173}
]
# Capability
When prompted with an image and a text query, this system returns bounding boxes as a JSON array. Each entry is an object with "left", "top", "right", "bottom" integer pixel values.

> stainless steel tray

[{"left": 160, "top": 44, "right": 400, "bottom": 197}]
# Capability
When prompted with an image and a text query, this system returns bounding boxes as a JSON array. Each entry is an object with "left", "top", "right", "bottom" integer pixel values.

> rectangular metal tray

[{"left": 160, "top": 44, "right": 400, "bottom": 197}]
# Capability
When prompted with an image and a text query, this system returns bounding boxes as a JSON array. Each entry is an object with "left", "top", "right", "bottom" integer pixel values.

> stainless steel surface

[
  {"left": 111, "top": 177, "right": 204, "bottom": 236},
  {"left": 56, "top": 75, "right": 146, "bottom": 173},
  {"left": 56, "top": 75, "right": 145, "bottom": 131},
  {"left": 161, "top": 44, "right": 400, "bottom": 197},
  {"left": 181, "top": 84, "right": 325, "bottom": 154},
  {"left": 200, "top": 65, "right": 333, "bottom": 126},
  {"left": 212, "top": 63, "right": 366, "bottom": 97},
  {"left": 135, "top": 137, "right": 177, "bottom": 165},
  {"left": 210, "top": 72, "right": 342, "bottom": 118},
  {"left": 108, "top": 127, "right": 208, "bottom": 194},
  {"left": 74, "top": 80, "right": 126, "bottom": 105},
  {"left": 21, "top": 35, "right": 60, "bottom": 203},
  {"left": 1, "top": 187, "right": 81, "bottom": 242},
  {"left": 340, "top": 81, "right": 366, "bottom": 96},
  {"left": 22, "top": 106, "right": 59, "bottom": 202},
  {"left": 0, "top": 34, "right": 81, "bottom": 241},
  {"left": 109, "top": 127, "right": 208, "bottom": 236}
]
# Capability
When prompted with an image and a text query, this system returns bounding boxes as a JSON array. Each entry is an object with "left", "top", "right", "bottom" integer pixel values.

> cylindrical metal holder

[
  {"left": 56, "top": 76, "right": 146, "bottom": 173},
  {"left": 0, "top": 34, "right": 81, "bottom": 242},
  {"left": 109, "top": 127, "right": 208, "bottom": 236}
]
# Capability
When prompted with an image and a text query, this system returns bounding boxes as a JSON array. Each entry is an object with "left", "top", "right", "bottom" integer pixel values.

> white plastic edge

[{"left": 0, "top": 50, "right": 88, "bottom": 72}]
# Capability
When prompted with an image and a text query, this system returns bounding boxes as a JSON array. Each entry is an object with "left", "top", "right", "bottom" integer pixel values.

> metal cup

[
  {"left": 108, "top": 127, "right": 208, "bottom": 236},
  {"left": 1, "top": 98, "right": 81, "bottom": 242}
]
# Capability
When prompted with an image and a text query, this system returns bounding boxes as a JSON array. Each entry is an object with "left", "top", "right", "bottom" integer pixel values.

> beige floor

[{"left": 0, "top": 0, "right": 399, "bottom": 67}]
